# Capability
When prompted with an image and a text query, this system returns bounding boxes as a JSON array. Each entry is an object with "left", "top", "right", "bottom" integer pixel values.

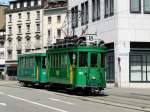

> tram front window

[
  {"left": 79, "top": 52, "right": 88, "bottom": 67},
  {"left": 91, "top": 53, "right": 98, "bottom": 67}
]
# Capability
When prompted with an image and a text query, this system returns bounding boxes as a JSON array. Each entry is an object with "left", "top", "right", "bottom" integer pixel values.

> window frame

[
  {"left": 97, "top": 0, "right": 101, "bottom": 20},
  {"left": 92, "top": 0, "right": 96, "bottom": 21},
  {"left": 130, "top": 0, "right": 141, "bottom": 13},
  {"left": 129, "top": 53, "right": 150, "bottom": 82},
  {"left": 105, "top": 0, "right": 114, "bottom": 18},
  {"left": 143, "top": 0, "right": 150, "bottom": 14}
]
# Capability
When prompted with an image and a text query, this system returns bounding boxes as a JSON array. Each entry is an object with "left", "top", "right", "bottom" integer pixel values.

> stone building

[
  {"left": 5, "top": 0, "right": 67, "bottom": 78},
  {"left": 68, "top": 0, "right": 150, "bottom": 88}
]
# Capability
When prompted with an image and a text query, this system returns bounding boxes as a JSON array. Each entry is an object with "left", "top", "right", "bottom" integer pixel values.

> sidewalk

[{"left": 0, "top": 80, "right": 18, "bottom": 86}]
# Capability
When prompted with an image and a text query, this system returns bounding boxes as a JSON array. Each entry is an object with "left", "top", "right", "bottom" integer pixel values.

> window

[
  {"left": 27, "top": 12, "right": 30, "bottom": 20},
  {"left": 17, "top": 3, "right": 20, "bottom": 8},
  {"left": 37, "top": 11, "right": 40, "bottom": 19},
  {"left": 18, "top": 26, "right": 22, "bottom": 34},
  {"left": 18, "top": 13, "right": 21, "bottom": 19},
  {"left": 34, "top": 1, "right": 38, "bottom": 6},
  {"left": 20, "top": 2, "right": 23, "bottom": 8},
  {"left": 0, "top": 52, "right": 4, "bottom": 59},
  {"left": 57, "top": 15, "right": 61, "bottom": 23},
  {"left": 8, "top": 27, "right": 12, "bottom": 35},
  {"left": 101, "top": 53, "right": 105, "bottom": 68},
  {"left": 85, "top": 1, "right": 89, "bottom": 23},
  {"left": 48, "top": 16, "right": 51, "bottom": 24},
  {"left": 48, "top": 29, "right": 51, "bottom": 37},
  {"left": 91, "top": 53, "right": 97, "bottom": 67},
  {"left": 8, "top": 51, "right": 12, "bottom": 60},
  {"left": 81, "top": 1, "right": 89, "bottom": 25},
  {"left": 13, "top": 3, "right": 17, "bottom": 9},
  {"left": 27, "top": 1, "right": 30, "bottom": 7},
  {"left": 81, "top": 3, "right": 84, "bottom": 25},
  {"left": 71, "top": 6, "right": 78, "bottom": 28},
  {"left": 42, "top": 57, "right": 46, "bottom": 68},
  {"left": 17, "top": 50, "right": 22, "bottom": 55},
  {"left": 105, "top": 0, "right": 114, "bottom": 18},
  {"left": 25, "top": 49, "right": 30, "bottom": 52},
  {"left": 69, "top": 52, "right": 77, "bottom": 66},
  {"left": 92, "top": 0, "right": 100, "bottom": 21},
  {"left": 97, "top": 0, "right": 100, "bottom": 20},
  {"left": 36, "top": 24, "right": 40, "bottom": 31},
  {"left": 79, "top": 52, "right": 88, "bottom": 67},
  {"left": 0, "top": 42, "right": 4, "bottom": 48},
  {"left": 57, "top": 29, "right": 61, "bottom": 38},
  {"left": 10, "top": 4, "right": 13, "bottom": 9},
  {"left": 130, "top": 54, "right": 150, "bottom": 82},
  {"left": 27, "top": 24, "right": 30, "bottom": 32},
  {"left": 130, "top": 0, "right": 141, "bottom": 13},
  {"left": 144, "top": 0, "right": 150, "bottom": 13},
  {"left": 9, "top": 15, "right": 12, "bottom": 22},
  {"left": 106, "top": 52, "right": 115, "bottom": 82},
  {"left": 92, "top": 0, "right": 96, "bottom": 21}
]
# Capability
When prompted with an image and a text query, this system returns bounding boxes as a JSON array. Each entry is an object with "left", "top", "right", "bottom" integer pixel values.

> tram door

[
  {"left": 35, "top": 57, "right": 41, "bottom": 81},
  {"left": 87, "top": 53, "right": 100, "bottom": 87},
  {"left": 100, "top": 53, "right": 106, "bottom": 85},
  {"left": 79, "top": 52, "right": 89, "bottom": 86}
]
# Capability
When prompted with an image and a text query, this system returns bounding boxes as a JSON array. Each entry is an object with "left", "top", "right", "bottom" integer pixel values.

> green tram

[
  {"left": 17, "top": 51, "right": 48, "bottom": 86},
  {"left": 17, "top": 36, "right": 106, "bottom": 93},
  {"left": 46, "top": 46, "right": 106, "bottom": 92}
]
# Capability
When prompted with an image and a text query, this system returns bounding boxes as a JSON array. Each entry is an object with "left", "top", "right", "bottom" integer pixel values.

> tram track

[{"left": 1, "top": 83, "right": 150, "bottom": 111}]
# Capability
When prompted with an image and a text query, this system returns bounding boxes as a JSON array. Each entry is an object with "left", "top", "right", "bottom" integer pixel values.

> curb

[{"left": 81, "top": 97, "right": 150, "bottom": 112}]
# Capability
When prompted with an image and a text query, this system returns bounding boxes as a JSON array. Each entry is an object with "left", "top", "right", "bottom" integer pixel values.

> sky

[{"left": 0, "top": 0, "right": 9, "bottom": 4}]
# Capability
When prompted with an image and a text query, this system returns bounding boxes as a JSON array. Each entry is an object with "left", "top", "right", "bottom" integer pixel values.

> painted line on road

[
  {"left": 0, "top": 103, "right": 7, "bottom": 106},
  {"left": 48, "top": 98, "right": 75, "bottom": 105},
  {"left": 7, "top": 95, "right": 69, "bottom": 112}
]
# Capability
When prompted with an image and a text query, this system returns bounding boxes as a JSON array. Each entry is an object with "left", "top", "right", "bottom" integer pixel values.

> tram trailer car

[
  {"left": 46, "top": 46, "right": 106, "bottom": 92},
  {"left": 17, "top": 51, "right": 48, "bottom": 86}
]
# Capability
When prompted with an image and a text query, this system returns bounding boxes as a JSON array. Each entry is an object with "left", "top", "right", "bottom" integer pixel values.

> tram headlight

[{"left": 92, "top": 76, "right": 96, "bottom": 80}]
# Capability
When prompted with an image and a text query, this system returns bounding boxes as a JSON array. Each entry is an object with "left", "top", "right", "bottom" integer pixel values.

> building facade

[
  {"left": 68, "top": 0, "right": 150, "bottom": 88},
  {"left": 43, "top": 1, "right": 67, "bottom": 46},
  {"left": 0, "top": 4, "right": 8, "bottom": 79},
  {"left": 5, "top": 0, "right": 67, "bottom": 78},
  {"left": 0, "top": 30, "right": 6, "bottom": 79}
]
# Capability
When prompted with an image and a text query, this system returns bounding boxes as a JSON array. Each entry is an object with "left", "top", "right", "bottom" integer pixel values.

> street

[{"left": 0, "top": 81, "right": 149, "bottom": 112}]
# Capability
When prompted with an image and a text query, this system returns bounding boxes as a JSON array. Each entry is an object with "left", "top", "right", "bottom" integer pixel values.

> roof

[{"left": 18, "top": 50, "right": 46, "bottom": 57}]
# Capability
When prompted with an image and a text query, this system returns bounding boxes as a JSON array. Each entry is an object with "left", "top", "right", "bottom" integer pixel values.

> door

[{"left": 87, "top": 53, "right": 100, "bottom": 87}]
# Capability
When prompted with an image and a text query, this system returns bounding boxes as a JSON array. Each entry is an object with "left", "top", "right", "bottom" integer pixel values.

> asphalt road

[{"left": 0, "top": 82, "right": 144, "bottom": 112}]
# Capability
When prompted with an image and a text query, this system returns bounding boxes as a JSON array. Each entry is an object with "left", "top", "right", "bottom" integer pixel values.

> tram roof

[
  {"left": 47, "top": 46, "right": 106, "bottom": 53},
  {"left": 18, "top": 50, "right": 46, "bottom": 57}
]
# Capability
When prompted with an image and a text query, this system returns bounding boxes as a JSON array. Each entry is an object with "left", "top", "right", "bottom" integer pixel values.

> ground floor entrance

[
  {"left": 5, "top": 61, "right": 17, "bottom": 80},
  {"left": 106, "top": 42, "right": 150, "bottom": 88}
]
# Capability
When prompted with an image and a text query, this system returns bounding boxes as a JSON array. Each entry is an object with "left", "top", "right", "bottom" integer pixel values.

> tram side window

[
  {"left": 42, "top": 57, "right": 46, "bottom": 68},
  {"left": 69, "top": 52, "right": 77, "bottom": 66},
  {"left": 30, "top": 57, "right": 34, "bottom": 68},
  {"left": 79, "top": 52, "right": 88, "bottom": 67},
  {"left": 23, "top": 58, "right": 25, "bottom": 68},
  {"left": 59, "top": 54, "right": 61, "bottom": 67},
  {"left": 101, "top": 53, "right": 105, "bottom": 68},
  {"left": 91, "top": 53, "right": 98, "bottom": 67},
  {"left": 69, "top": 52, "right": 73, "bottom": 65}
]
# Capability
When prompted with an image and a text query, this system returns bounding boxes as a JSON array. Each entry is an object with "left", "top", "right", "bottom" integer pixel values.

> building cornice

[{"left": 6, "top": 6, "right": 43, "bottom": 14}]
